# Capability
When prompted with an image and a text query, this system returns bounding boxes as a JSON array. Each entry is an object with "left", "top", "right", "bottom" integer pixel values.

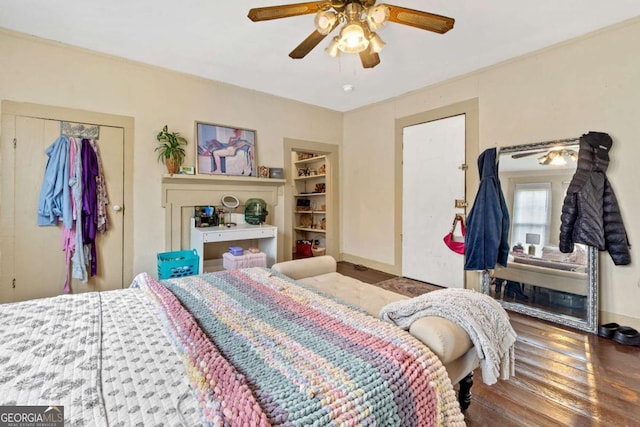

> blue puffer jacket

[{"left": 464, "top": 148, "right": 511, "bottom": 271}]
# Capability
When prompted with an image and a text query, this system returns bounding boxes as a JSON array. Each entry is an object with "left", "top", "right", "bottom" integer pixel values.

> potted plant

[{"left": 155, "top": 125, "right": 187, "bottom": 174}]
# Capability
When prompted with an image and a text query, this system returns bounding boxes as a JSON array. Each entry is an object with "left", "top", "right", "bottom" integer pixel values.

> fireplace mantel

[{"left": 161, "top": 174, "right": 285, "bottom": 251}]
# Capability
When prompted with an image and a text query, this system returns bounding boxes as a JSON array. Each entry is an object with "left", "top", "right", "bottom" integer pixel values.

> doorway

[{"left": 394, "top": 98, "right": 479, "bottom": 288}]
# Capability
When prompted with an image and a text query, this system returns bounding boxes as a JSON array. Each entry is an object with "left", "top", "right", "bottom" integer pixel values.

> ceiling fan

[
  {"left": 512, "top": 148, "right": 579, "bottom": 166},
  {"left": 247, "top": 1, "right": 455, "bottom": 69}
]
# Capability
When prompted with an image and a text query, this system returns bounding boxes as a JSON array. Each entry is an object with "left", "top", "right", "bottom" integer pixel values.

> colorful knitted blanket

[{"left": 134, "top": 268, "right": 465, "bottom": 426}]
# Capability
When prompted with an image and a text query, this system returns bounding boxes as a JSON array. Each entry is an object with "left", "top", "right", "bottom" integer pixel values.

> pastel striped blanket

[{"left": 134, "top": 268, "right": 464, "bottom": 426}]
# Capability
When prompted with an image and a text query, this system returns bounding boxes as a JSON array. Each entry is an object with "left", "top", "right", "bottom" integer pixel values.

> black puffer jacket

[{"left": 559, "top": 131, "right": 630, "bottom": 265}]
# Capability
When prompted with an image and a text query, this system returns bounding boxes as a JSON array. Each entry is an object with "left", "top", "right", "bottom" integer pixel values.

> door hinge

[
  {"left": 12, "top": 278, "right": 16, "bottom": 288},
  {"left": 13, "top": 138, "right": 17, "bottom": 149},
  {"left": 455, "top": 199, "right": 468, "bottom": 208},
  {"left": 458, "top": 163, "right": 468, "bottom": 171}
]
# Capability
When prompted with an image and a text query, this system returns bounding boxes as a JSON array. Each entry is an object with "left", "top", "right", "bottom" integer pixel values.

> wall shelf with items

[
  {"left": 294, "top": 227, "right": 326, "bottom": 233},
  {"left": 295, "top": 154, "right": 326, "bottom": 165},
  {"left": 294, "top": 174, "right": 326, "bottom": 181},
  {"left": 292, "top": 151, "right": 328, "bottom": 258}
]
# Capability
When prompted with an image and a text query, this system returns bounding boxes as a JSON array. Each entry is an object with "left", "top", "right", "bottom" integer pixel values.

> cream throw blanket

[{"left": 380, "top": 288, "right": 517, "bottom": 385}]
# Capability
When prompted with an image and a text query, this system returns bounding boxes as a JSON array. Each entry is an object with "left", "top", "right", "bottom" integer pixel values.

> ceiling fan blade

[
  {"left": 511, "top": 150, "right": 547, "bottom": 159},
  {"left": 359, "top": 47, "right": 381, "bottom": 68},
  {"left": 248, "top": 2, "right": 326, "bottom": 22},
  {"left": 385, "top": 4, "right": 454, "bottom": 34},
  {"left": 289, "top": 19, "right": 338, "bottom": 59},
  {"left": 289, "top": 30, "right": 327, "bottom": 59}
]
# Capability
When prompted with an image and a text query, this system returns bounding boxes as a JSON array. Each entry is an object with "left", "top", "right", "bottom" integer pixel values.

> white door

[
  {"left": 3, "top": 115, "right": 125, "bottom": 302},
  {"left": 402, "top": 114, "right": 466, "bottom": 288}
]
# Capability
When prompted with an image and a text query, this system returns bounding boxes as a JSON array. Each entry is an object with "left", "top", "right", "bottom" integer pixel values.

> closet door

[{"left": 10, "top": 116, "right": 124, "bottom": 301}]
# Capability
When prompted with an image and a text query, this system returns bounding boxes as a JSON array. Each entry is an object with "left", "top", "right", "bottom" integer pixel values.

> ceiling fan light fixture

[
  {"left": 248, "top": 1, "right": 455, "bottom": 68},
  {"left": 366, "top": 4, "right": 390, "bottom": 30},
  {"left": 337, "top": 23, "right": 369, "bottom": 54},
  {"left": 537, "top": 149, "right": 574, "bottom": 166},
  {"left": 550, "top": 153, "right": 567, "bottom": 166},
  {"left": 325, "top": 36, "right": 341, "bottom": 57},
  {"left": 368, "top": 32, "right": 385, "bottom": 53},
  {"left": 538, "top": 154, "right": 549, "bottom": 165},
  {"left": 314, "top": 10, "right": 338, "bottom": 35}
]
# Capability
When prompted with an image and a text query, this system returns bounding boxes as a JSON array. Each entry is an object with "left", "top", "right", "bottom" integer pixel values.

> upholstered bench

[{"left": 272, "top": 255, "right": 480, "bottom": 409}]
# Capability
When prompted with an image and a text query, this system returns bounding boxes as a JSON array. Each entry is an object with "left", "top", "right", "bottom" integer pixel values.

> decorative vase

[{"left": 165, "top": 158, "right": 180, "bottom": 174}]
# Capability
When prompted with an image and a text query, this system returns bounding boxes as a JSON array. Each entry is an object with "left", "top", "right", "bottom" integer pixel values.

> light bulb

[
  {"left": 337, "top": 23, "right": 369, "bottom": 54},
  {"left": 368, "top": 32, "right": 385, "bottom": 53},
  {"left": 314, "top": 11, "right": 337, "bottom": 35},
  {"left": 325, "top": 37, "right": 340, "bottom": 57},
  {"left": 367, "top": 5, "right": 390, "bottom": 30},
  {"left": 550, "top": 154, "right": 567, "bottom": 166}
]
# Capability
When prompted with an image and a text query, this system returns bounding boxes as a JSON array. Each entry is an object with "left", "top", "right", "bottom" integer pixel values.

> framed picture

[
  {"left": 258, "top": 165, "right": 269, "bottom": 178},
  {"left": 269, "top": 167, "right": 284, "bottom": 179},
  {"left": 179, "top": 165, "right": 195, "bottom": 175},
  {"left": 195, "top": 121, "right": 257, "bottom": 176}
]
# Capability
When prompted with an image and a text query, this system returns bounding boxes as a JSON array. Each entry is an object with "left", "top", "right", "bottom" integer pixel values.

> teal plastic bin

[{"left": 157, "top": 249, "right": 199, "bottom": 279}]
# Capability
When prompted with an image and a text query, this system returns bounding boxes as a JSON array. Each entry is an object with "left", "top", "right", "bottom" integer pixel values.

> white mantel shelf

[{"left": 162, "top": 174, "right": 285, "bottom": 185}]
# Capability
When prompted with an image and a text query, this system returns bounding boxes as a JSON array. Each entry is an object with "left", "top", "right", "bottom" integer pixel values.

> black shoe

[
  {"left": 504, "top": 281, "right": 528, "bottom": 301},
  {"left": 613, "top": 326, "right": 640, "bottom": 346},
  {"left": 598, "top": 322, "right": 620, "bottom": 339},
  {"left": 492, "top": 278, "right": 503, "bottom": 296}
]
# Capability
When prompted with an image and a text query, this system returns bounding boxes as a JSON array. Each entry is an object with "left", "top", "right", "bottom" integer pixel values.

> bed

[{"left": 0, "top": 267, "right": 465, "bottom": 426}]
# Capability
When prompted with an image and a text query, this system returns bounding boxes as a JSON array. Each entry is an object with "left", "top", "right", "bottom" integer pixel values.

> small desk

[{"left": 190, "top": 218, "right": 277, "bottom": 273}]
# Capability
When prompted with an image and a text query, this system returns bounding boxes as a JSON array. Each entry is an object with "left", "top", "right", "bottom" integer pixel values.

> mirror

[{"left": 481, "top": 139, "right": 598, "bottom": 333}]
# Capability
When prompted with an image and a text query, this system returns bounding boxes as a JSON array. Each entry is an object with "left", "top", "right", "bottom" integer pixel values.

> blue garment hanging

[
  {"left": 37, "top": 135, "right": 73, "bottom": 228},
  {"left": 464, "top": 148, "right": 510, "bottom": 270}
]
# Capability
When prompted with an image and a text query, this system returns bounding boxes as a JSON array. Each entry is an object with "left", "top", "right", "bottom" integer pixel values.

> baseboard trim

[{"left": 339, "top": 253, "right": 400, "bottom": 276}]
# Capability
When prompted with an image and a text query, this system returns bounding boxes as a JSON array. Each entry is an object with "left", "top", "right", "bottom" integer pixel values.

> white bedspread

[{"left": 0, "top": 289, "right": 200, "bottom": 426}]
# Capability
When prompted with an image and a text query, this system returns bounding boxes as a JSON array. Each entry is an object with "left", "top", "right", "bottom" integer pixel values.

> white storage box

[{"left": 222, "top": 251, "right": 267, "bottom": 270}]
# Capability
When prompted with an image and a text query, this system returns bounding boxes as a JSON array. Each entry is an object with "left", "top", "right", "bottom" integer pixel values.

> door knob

[{"left": 112, "top": 205, "right": 123, "bottom": 212}]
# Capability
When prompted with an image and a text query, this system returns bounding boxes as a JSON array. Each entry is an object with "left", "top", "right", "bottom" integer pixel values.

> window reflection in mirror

[{"left": 491, "top": 142, "right": 595, "bottom": 324}]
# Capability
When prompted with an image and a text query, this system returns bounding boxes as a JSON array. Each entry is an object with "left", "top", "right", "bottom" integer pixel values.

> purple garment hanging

[{"left": 81, "top": 138, "right": 99, "bottom": 276}]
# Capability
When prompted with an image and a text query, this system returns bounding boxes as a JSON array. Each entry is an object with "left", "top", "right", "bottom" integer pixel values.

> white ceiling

[{"left": 1, "top": 1, "right": 640, "bottom": 112}]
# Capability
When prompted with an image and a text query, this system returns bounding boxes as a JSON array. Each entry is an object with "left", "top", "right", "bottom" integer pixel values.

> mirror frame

[{"left": 482, "top": 139, "right": 599, "bottom": 334}]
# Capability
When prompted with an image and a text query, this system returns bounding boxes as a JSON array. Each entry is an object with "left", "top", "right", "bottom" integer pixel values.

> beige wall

[
  {"left": 2, "top": 17, "right": 639, "bottom": 327},
  {"left": 342, "top": 17, "right": 640, "bottom": 328},
  {"left": 0, "top": 29, "right": 343, "bottom": 279}
]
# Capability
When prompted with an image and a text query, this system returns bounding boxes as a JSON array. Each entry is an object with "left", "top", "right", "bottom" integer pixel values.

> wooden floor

[{"left": 337, "top": 261, "right": 640, "bottom": 427}]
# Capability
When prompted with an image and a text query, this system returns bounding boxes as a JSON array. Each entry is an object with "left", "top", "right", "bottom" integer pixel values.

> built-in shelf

[
  {"left": 294, "top": 155, "right": 326, "bottom": 165},
  {"left": 294, "top": 227, "right": 326, "bottom": 233},
  {"left": 295, "top": 192, "right": 326, "bottom": 197},
  {"left": 294, "top": 210, "right": 326, "bottom": 214},
  {"left": 292, "top": 151, "right": 328, "bottom": 257},
  {"left": 294, "top": 174, "right": 326, "bottom": 181}
]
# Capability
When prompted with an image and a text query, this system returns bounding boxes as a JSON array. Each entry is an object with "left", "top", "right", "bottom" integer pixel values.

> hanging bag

[{"left": 443, "top": 214, "right": 466, "bottom": 255}]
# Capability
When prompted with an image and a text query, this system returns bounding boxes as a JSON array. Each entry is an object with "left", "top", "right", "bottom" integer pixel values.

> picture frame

[
  {"left": 269, "top": 167, "right": 284, "bottom": 179},
  {"left": 258, "top": 165, "right": 269, "bottom": 178},
  {"left": 179, "top": 165, "right": 195, "bottom": 175},
  {"left": 195, "top": 121, "right": 257, "bottom": 176}
]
